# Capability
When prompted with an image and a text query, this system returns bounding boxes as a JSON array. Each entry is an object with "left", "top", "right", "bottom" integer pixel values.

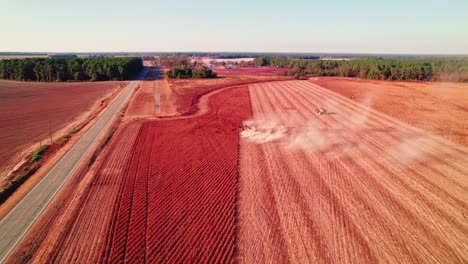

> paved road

[{"left": 0, "top": 68, "right": 148, "bottom": 263}]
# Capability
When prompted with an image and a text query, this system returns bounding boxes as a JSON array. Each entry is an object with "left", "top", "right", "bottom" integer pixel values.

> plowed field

[
  {"left": 12, "top": 86, "right": 251, "bottom": 263},
  {"left": 101, "top": 86, "right": 250, "bottom": 263},
  {"left": 0, "top": 80, "right": 123, "bottom": 181},
  {"left": 239, "top": 81, "right": 468, "bottom": 263},
  {"left": 309, "top": 77, "right": 468, "bottom": 146},
  {"left": 7, "top": 77, "right": 468, "bottom": 263},
  {"left": 168, "top": 74, "right": 289, "bottom": 115}
]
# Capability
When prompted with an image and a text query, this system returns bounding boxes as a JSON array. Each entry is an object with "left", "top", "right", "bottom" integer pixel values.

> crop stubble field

[
  {"left": 310, "top": 77, "right": 468, "bottom": 146},
  {"left": 239, "top": 81, "right": 468, "bottom": 263},
  {"left": 0, "top": 80, "right": 123, "bottom": 181},
  {"left": 6, "top": 73, "right": 468, "bottom": 263}
]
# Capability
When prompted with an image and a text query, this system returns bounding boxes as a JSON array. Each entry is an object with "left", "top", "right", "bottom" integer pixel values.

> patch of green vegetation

[
  {"left": 30, "top": 145, "right": 49, "bottom": 163},
  {"left": 167, "top": 66, "right": 217, "bottom": 79}
]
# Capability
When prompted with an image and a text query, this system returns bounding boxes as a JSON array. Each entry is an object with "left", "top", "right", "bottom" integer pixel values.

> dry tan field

[{"left": 239, "top": 81, "right": 468, "bottom": 263}]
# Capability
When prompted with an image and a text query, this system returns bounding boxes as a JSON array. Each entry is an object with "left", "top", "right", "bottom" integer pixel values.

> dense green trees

[
  {"left": 0, "top": 57, "right": 143, "bottom": 81},
  {"left": 167, "top": 66, "right": 217, "bottom": 79},
  {"left": 252, "top": 57, "right": 468, "bottom": 82}
]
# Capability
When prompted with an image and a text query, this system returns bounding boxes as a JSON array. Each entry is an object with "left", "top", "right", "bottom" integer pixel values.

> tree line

[
  {"left": 0, "top": 57, "right": 143, "bottom": 81},
  {"left": 167, "top": 66, "right": 217, "bottom": 79},
  {"left": 252, "top": 56, "right": 468, "bottom": 82}
]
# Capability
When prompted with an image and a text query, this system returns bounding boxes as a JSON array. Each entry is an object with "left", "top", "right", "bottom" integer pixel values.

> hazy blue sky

[{"left": 1, "top": 0, "right": 467, "bottom": 54}]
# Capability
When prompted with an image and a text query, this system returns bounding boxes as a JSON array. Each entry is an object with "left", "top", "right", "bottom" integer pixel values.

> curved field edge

[{"left": 7, "top": 85, "right": 251, "bottom": 263}]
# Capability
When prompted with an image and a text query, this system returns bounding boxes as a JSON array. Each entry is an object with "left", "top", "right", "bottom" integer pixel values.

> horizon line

[{"left": 1, "top": 51, "right": 468, "bottom": 56}]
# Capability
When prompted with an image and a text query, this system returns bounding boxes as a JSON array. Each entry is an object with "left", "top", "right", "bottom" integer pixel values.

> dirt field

[
  {"left": 310, "top": 77, "right": 468, "bottom": 146},
  {"left": 214, "top": 67, "right": 293, "bottom": 76},
  {"left": 6, "top": 75, "right": 467, "bottom": 263},
  {"left": 9, "top": 86, "right": 251, "bottom": 263},
  {"left": 239, "top": 81, "right": 468, "bottom": 263},
  {"left": 167, "top": 73, "right": 289, "bottom": 115},
  {"left": 6, "top": 121, "right": 143, "bottom": 263},
  {"left": 126, "top": 69, "right": 157, "bottom": 117},
  {"left": 0, "top": 80, "right": 124, "bottom": 182}
]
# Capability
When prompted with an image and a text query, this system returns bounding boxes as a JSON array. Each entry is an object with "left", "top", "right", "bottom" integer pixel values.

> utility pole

[{"left": 48, "top": 120, "right": 53, "bottom": 144}]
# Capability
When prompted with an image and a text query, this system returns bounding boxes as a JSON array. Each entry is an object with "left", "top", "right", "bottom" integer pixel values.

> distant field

[
  {"left": 197, "top": 57, "right": 255, "bottom": 65},
  {"left": 167, "top": 70, "right": 290, "bottom": 114},
  {"left": 310, "top": 77, "right": 468, "bottom": 146},
  {"left": 0, "top": 80, "right": 123, "bottom": 182},
  {"left": 214, "top": 67, "right": 293, "bottom": 76}
]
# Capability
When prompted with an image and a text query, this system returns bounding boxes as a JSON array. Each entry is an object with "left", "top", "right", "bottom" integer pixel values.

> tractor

[{"left": 315, "top": 107, "right": 327, "bottom": 115}]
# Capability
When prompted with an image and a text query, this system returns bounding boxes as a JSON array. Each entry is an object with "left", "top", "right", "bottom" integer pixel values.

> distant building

[
  {"left": 225, "top": 64, "right": 238, "bottom": 69},
  {"left": 48, "top": 54, "right": 78, "bottom": 58}
]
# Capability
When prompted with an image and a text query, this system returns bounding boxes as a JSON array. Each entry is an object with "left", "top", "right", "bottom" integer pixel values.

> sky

[{"left": 1, "top": 0, "right": 467, "bottom": 54}]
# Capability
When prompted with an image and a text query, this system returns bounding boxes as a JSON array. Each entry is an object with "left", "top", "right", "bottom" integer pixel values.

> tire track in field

[{"left": 282, "top": 82, "right": 463, "bottom": 262}]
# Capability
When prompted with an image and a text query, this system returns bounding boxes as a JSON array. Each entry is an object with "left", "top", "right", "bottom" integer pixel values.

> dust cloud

[{"left": 240, "top": 114, "right": 287, "bottom": 144}]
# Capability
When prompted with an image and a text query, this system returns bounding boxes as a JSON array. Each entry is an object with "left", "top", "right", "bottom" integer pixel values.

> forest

[
  {"left": 0, "top": 57, "right": 143, "bottom": 81},
  {"left": 252, "top": 56, "right": 468, "bottom": 82},
  {"left": 166, "top": 66, "right": 217, "bottom": 79}
]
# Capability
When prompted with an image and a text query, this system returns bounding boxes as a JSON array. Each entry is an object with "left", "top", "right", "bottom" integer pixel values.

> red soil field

[
  {"left": 239, "top": 81, "right": 468, "bottom": 263},
  {"left": 6, "top": 121, "right": 143, "bottom": 263},
  {"left": 8, "top": 75, "right": 467, "bottom": 263},
  {"left": 0, "top": 80, "right": 124, "bottom": 181},
  {"left": 310, "top": 77, "right": 468, "bottom": 146},
  {"left": 10, "top": 86, "right": 251, "bottom": 263},
  {"left": 168, "top": 73, "right": 289, "bottom": 115},
  {"left": 103, "top": 86, "right": 250, "bottom": 263},
  {"left": 214, "top": 67, "right": 293, "bottom": 76},
  {"left": 126, "top": 69, "right": 156, "bottom": 117}
]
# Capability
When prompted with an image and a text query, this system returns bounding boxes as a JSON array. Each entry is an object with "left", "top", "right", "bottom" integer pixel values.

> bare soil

[
  {"left": 309, "top": 77, "right": 468, "bottom": 146},
  {"left": 0, "top": 80, "right": 125, "bottom": 184},
  {"left": 168, "top": 74, "right": 290, "bottom": 115},
  {"left": 239, "top": 81, "right": 468, "bottom": 263}
]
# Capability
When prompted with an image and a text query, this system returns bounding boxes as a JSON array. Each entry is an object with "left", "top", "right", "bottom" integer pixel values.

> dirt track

[{"left": 239, "top": 81, "right": 468, "bottom": 263}]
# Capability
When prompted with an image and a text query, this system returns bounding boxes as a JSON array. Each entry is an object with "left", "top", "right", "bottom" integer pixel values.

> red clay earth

[
  {"left": 9, "top": 86, "right": 251, "bottom": 263},
  {"left": 9, "top": 75, "right": 467, "bottom": 263},
  {"left": 126, "top": 68, "right": 157, "bottom": 117},
  {"left": 103, "top": 86, "right": 250, "bottom": 263},
  {"left": 309, "top": 77, "right": 468, "bottom": 146},
  {"left": 0, "top": 80, "right": 124, "bottom": 182},
  {"left": 168, "top": 72, "right": 289, "bottom": 115}
]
